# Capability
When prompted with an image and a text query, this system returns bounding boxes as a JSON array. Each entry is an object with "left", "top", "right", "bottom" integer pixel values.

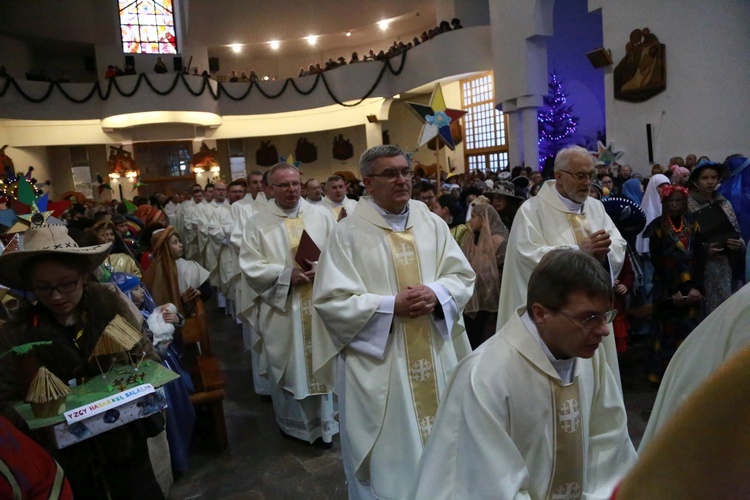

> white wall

[{"left": 602, "top": 0, "right": 750, "bottom": 173}]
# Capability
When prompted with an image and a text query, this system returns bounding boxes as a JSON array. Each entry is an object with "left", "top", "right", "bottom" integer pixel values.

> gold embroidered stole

[
  {"left": 386, "top": 230, "right": 439, "bottom": 446},
  {"left": 565, "top": 213, "right": 591, "bottom": 247},
  {"left": 547, "top": 380, "right": 585, "bottom": 500},
  {"left": 283, "top": 217, "right": 326, "bottom": 395}
]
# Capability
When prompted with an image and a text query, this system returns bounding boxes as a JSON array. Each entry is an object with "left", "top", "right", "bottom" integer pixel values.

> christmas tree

[{"left": 538, "top": 72, "right": 579, "bottom": 167}]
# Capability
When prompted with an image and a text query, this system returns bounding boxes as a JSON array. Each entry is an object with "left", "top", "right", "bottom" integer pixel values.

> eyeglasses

[
  {"left": 32, "top": 280, "right": 80, "bottom": 297},
  {"left": 272, "top": 181, "right": 301, "bottom": 189},
  {"left": 369, "top": 168, "right": 414, "bottom": 181},
  {"left": 559, "top": 170, "right": 595, "bottom": 182},
  {"left": 552, "top": 308, "right": 618, "bottom": 330}
]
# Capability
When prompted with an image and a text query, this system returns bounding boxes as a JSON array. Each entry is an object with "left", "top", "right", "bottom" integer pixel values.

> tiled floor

[{"left": 168, "top": 302, "right": 657, "bottom": 499}]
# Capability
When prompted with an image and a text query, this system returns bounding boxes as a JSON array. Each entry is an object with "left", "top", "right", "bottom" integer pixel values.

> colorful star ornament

[
  {"left": 406, "top": 83, "right": 467, "bottom": 150},
  {"left": 594, "top": 141, "right": 624, "bottom": 167},
  {"left": 0, "top": 176, "right": 61, "bottom": 233},
  {"left": 279, "top": 154, "right": 301, "bottom": 169},
  {"left": 97, "top": 174, "right": 113, "bottom": 196}
]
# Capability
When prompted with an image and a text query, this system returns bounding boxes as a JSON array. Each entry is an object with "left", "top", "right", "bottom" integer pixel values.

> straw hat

[{"left": 0, "top": 224, "right": 111, "bottom": 290}]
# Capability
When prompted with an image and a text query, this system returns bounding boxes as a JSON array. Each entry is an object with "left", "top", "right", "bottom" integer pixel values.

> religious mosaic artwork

[
  {"left": 119, "top": 0, "right": 178, "bottom": 54},
  {"left": 613, "top": 28, "right": 666, "bottom": 103}
]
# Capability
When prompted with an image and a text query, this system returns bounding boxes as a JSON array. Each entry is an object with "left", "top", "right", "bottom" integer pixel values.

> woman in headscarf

[
  {"left": 621, "top": 178, "right": 644, "bottom": 204},
  {"left": 687, "top": 160, "right": 745, "bottom": 315},
  {"left": 142, "top": 226, "right": 212, "bottom": 315},
  {"left": 461, "top": 201, "right": 509, "bottom": 349},
  {"left": 0, "top": 225, "right": 164, "bottom": 499},
  {"left": 636, "top": 174, "right": 671, "bottom": 255},
  {"left": 644, "top": 185, "right": 704, "bottom": 383}
]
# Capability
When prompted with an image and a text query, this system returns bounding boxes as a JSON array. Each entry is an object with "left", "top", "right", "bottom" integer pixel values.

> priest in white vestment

[
  {"left": 239, "top": 163, "right": 338, "bottom": 446},
  {"left": 313, "top": 145, "right": 475, "bottom": 499},
  {"left": 639, "top": 281, "right": 750, "bottom": 452},
  {"left": 181, "top": 188, "right": 209, "bottom": 263},
  {"left": 231, "top": 171, "right": 271, "bottom": 394},
  {"left": 321, "top": 174, "right": 358, "bottom": 221},
  {"left": 204, "top": 182, "right": 230, "bottom": 284},
  {"left": 414, "top": 249, "right": 637, "bottom": 499},
  {"left": 303, "top": 178, "right": 323, "bottom": 205},
  {"left": 497, "top": 146, "right": 626, "bottom": 388}
]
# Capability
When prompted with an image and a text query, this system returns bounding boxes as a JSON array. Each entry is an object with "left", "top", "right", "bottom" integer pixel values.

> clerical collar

[
  {"left": 276, "top": 200, "right": 300, "bottom": 218},
  {"left": 554, "top": 186, "right": 584, "bottom": 214},
  {"left": 370, "top": 200, "right": 409, "bottom": 232},
  {"left": 521, "top": 311, "right": 576, "bottom": 384}
]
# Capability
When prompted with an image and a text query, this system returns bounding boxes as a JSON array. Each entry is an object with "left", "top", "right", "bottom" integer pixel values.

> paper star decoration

[
  {"left": 8, "top": 202, "right": 53, "bottom": 233},
  {"left": 280, "top": 154, "right": 301, "bottom": 169},
  {"left": 594, "top": 141, "right": 624, "bottom": 167},
  {"left": 406, "top": 83, "right": 467, "bottom": 150}
]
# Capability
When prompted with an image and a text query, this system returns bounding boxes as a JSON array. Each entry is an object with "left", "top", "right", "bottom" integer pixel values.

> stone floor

[{"left": 168, "top": 301, "right": 658, "bottom": 499}]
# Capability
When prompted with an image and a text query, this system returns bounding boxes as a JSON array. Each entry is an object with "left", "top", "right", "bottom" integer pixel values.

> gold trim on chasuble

[
  {"left": 386, "top": 230, "right": 439, "bottom": 446},
  {"left": 547, "top": 381, "right": 585, "bottom": 500},
  {"left": 283, "top": 217, "right": 326, "bottom": 395},
  {"left": 565, "top": 213, "right": 591, "bottom": 247}
]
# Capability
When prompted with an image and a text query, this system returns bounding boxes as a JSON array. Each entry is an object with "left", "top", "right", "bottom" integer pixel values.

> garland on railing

[{"left": 0, "top": 52, "right": 407, "bottom": 108}]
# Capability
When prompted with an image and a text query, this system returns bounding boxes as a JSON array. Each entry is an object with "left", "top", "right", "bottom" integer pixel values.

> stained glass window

[
  {"left": 119, "top": 0, "right": 178, "bottom": 54},
  {"left": 461, "top": 72, "right": 509, "bottom": 173}
]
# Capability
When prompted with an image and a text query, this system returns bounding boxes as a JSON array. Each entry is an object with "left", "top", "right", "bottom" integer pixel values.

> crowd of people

[
  {"left": 297, "top": 18, "right": 463, "bottom": 77},
  {"left": 0, "top": 144, "right": 747, "bottom": 498}
]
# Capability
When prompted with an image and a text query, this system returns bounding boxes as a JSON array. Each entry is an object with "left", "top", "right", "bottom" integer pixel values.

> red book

[{"left": 295, "top": 230, "right": 320, "bottom": 271}]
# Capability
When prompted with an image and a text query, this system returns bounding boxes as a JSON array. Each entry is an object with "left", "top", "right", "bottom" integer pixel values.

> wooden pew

[{"left": 181, "top": 298, "right": 228, "bottom": 450}]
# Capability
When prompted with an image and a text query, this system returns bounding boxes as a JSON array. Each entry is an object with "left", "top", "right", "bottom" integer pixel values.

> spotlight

[
  {"left": 269, "top": 40, "right": 280, "bottom": 50},
  {"left": 345, "top": 31, "right": 352, "bottom": 37},
  {"left": 378, "top": 20, "right": 389, "bottom": 31},
  {"left": 263, "top": 75, "right": 270, "bottom": 81},
  {"left": 230, "top": 43, "right": 242, "bottom": 54},
  {"left": 305, "top": 35, "right": 318, "bottom": 46}
]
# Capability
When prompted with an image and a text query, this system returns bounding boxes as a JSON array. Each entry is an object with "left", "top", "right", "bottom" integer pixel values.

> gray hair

[
  {"left": 554, "top": 146, "right": 594, "bottom": 172},
  {"left": 268, "top": 162, "right": 299, "bottom": 183},
  {"left": 359, "top": 145, "right": 407, "bottom": 177},
  {"left": 527, "top": 249, "right": 612, "bottom": 311}
]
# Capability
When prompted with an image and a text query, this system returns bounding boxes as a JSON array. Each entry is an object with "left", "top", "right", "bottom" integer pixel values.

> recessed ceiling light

[
  {"left": 263, "top": 75, "right": 270, "bottom": 81},
  {"left": 345, "top": 31, "right": 352, "bottom": 37},
  {"left": 306, "top": 35, "right": 318, "bottom": 46},
  {"left": 378, "top": 20, "right": 390, "bottom": 31},
  {"left": 269, "top": 40, "right": 280, "bottom": 50},
  {"left": 230, "top": 43, "right": 242, "bottom": 53}
]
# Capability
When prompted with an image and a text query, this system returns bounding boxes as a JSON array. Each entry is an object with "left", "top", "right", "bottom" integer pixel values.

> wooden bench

[{"left": 181, "top": 298, "right": 228, "bottom": 450}]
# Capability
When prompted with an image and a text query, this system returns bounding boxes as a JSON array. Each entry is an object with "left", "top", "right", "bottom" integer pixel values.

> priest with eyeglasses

[
  {"left": 312, "top": 145, "right": 475, "bottom": 499},
  {"left": 496, "top": 145, "right": 627, "bottom": 389},
  {"left": 413, "top": 249, "right": 637, "bottom": 499}
]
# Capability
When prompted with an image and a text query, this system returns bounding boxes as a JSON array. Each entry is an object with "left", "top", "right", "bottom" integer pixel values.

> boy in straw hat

[{"left": 0, "top": 224, "right": 165, "bottom": 499}]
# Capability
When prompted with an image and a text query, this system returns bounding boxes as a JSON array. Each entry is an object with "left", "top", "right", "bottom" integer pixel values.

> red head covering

[{"left": 660, "top": 184, "right": 689, "bottom": 200}]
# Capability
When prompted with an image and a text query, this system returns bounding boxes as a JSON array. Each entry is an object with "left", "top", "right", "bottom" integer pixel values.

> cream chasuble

[
  {"left": 313, "top": 198, "right": 475, "bottom": 499},
  {"left": 413, "top": 310, "right": 637, "bottom": 499},
  {"left": 238, "top": 198, "right": 335, "bottom": 398},
  {"left": 230, "top": 195, "right": 261, "bottom": 324},
  {"left": 205, "top": 199, "right": 231, "bottom": 286},
  {"left": 497, "top": 180, "right": 626, "bottom": 388}
]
